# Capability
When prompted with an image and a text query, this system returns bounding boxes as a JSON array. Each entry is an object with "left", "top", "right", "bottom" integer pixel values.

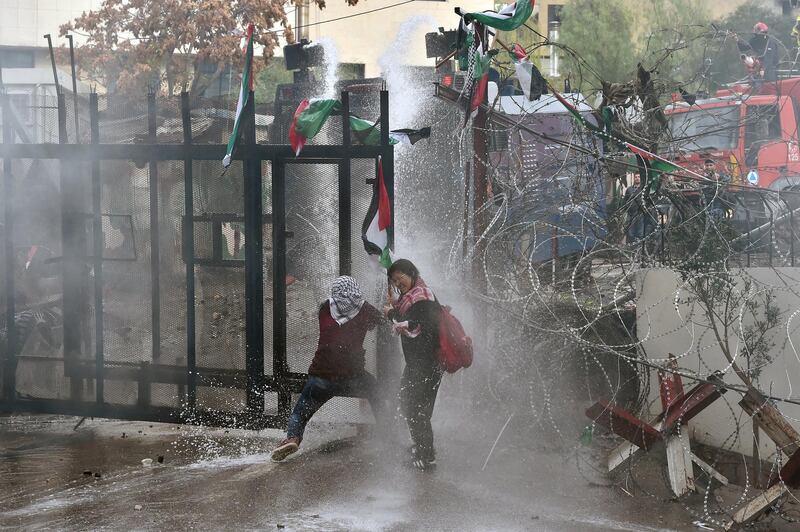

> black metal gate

[{"left": 0, "top": 89, "right": 394, "bottom": 429}]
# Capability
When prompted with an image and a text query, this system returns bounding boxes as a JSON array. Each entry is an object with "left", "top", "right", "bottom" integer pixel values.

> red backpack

[{"left": 437, "top": 304, "right": 473, "bottom": 373}]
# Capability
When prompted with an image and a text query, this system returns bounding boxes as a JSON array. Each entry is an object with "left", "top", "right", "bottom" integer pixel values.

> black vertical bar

[
  {"left": 273, "top": 157, "right": 289, "bottom": 418},
  {"left": 181, "top": 92, "right": 196, "bottom": 409},
  {"left": 379, "top": 90, "right": 394, "bottom": 250},
  {"left": 766, "top": 198, "right": 774, "bottom": 267},
  {"left": 43, "top": 35, "right": 60, "bottom": 98},
  {"left": 745, "top": 202, "right": 752, "bottom": 268},
  {"left": 57, "top": 92, "right": 68, "bottom": 144},
  {"left": 59, "top": 92, "right": 82, "bottom": 400},
  {"left": 66, "top": 35, "right": 80, "bottom": 142},
  {"left": 212, "top": 222, "right": 223, "bottom": 262},
  {"left": 376, "top": 90, "right": 395, "bottom": 388},
  {"left": 2, "top": 93, "right": 16, "bottom": 403},
  {"left": 243, "top": 91, "right": 264, "bottom": 415},
  {"left": 89, "top": 93, "right": 103, "bottom": 403},
  {"left": 339, "top": 91, "right": 352, "bottom": 275},
  {"left": 147, "top": 92, "right": 161, "bottom": 361}
]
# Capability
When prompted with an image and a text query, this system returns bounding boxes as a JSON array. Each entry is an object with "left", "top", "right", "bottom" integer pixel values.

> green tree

[
  {"left": 558, "top": 0, "right": 638, "bottom": 87},
  {"left": 559, "top": 0, "right": 715, "bottom": 90},
  {"left": 637, "top": 0, "right": 712, "bottom": 90},
  {"left": 59, "top": 0, "right": 360, "bottom": 97},
  {"left": 254, "top": 58, "right": 293, "bottom": 103}
]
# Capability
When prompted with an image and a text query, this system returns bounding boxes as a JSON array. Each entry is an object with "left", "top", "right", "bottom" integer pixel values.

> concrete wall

[{"left": 637, "top": 267, "right": 800, "bottom": 459}]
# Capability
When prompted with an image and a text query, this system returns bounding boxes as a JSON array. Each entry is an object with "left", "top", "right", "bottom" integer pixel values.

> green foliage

[
  {"left": 253, "top": 58, "right": 293, "bottom": 103},
  {"left": 558, "top": 0, "right": 714, "bottom": 90},
  {"left": 638, "top": 0, "right": 712, "bottom": 91},
  {"left": 559, "top": 0, "right": 638, "bottom": 86}
]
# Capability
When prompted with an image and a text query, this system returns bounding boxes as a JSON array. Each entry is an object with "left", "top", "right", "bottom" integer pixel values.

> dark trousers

[
  {"left": 399, "top": 364, "right": 443, "bottom": 461},
  {"left": 287, "top": 373, "right": 382, "bottom": 440}
]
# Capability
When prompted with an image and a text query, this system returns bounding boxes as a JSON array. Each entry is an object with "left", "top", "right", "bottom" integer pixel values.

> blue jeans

[
  {"left": 286, "top": 373, "right": 382, "bottom": 439},
  {"left": 627, "top": 213, "right": 656, "bottom": 244}
]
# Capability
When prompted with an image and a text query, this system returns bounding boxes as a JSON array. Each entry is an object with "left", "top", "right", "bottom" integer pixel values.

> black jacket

[
  {"left": 738, "top": 35, "right": 780, "bottom": 80},
  {"left": 389, "top": 300, "right": 441, "bottom": 371}
]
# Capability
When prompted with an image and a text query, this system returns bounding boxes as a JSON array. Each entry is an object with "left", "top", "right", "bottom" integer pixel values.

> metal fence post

[
  {"left": 273, "top": 156, "right": 289, "bottom": 420},
  {"left": 339, "top": 90, "right": 352, "bottom": 276},
  {"left": 2, "top": 92, "right": 16, "bottom": 403},
  {"left": 376, "top": 89, "right": 397, "bottom": 391},
  {"left": 89, "top": 93, "right": 104, "bottom": 404},
  {"left": 243, "top": 91, "right": 264, "bottom": 416},
  {"left": 59, "top": 92, "right": 84, "bottom": 400},
  {"left": 147, "top": 91, "right": 161, "bottom": 362},
  {"left": 180, "top": 92, "right": 196, "bottom": 410}
]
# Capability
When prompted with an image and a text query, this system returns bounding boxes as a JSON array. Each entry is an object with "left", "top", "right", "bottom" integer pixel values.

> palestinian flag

[
  {"left": 457, "top": 0, "right": 535, "bottom": 32},
  {"left": 390, "top": 127, "right": 431, "bottom": 145},
  {"left": 223, "top": 23, "right": 255, "bottom": 169},
  {"left": 625, "top": 142, "right": 683, "bottom": 193},
  {"left": 551, "top": 88, "right": 601, "bottom": 133},
  {"left": 349, "top": 116, "right": 399, "bottom": 146},
  {"left": 469, "top": 45, "right": 491, "bottom": 116},
  {"left": 510, "top": 43, "right": 545, "bottom": 101},
  {"left": 289, "top": 98, "right": 341, "bottom": 156},
  {"left": 362, "top": 156, "right": 392, "bottom": 268}
]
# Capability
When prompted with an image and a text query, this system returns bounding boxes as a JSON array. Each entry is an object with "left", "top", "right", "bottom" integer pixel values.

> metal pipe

[
  {"left": 180, "top": 92, "right": 196, "bottom": 409},
  {"left": 147, "top": 91, "right": 160, "bottom": 361},
  {"left": 243, "top": 90, "right": 264, "bottom": 415},
  {"left": 339, "top": 90, "right": 351, "bottom": 275},
  {"left": 66, "top": 35, "right": 80, "bottom": 142},
  {"left": 2, "top": 92, "right": 16, "bottom": 402},
  {"left": 43, "top": 34, "right": 60, "bottom": 97},
  {"left": 89, "top": 92, "right": 103, "bottom": 403}
]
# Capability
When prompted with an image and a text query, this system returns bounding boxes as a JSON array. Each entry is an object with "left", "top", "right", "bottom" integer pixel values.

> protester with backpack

[{"left": 384, "top": 259, "right": 446, "bottom": 471}]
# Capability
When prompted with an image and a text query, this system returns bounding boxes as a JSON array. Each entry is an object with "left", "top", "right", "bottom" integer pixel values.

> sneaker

[
  {"left": 270, "top": 437, "right": 301, "bottom": 462},
  {"left": 410, "top": 456, "right": 437, "bottom": 471}
]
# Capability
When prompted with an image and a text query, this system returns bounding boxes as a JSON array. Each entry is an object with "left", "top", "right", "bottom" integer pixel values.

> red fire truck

[{"left": 665, "top": 77, "right": 800, "bottom": 193}]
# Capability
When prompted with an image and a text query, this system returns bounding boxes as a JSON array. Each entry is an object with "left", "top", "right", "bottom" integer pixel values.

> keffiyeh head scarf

[{"left": 328, "top": 276, "right": 365, "bottom": 325}]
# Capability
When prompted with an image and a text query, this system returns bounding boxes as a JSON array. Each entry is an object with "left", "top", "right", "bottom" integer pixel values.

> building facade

[
  {"left": 295, "top": 0, "right": 496, "bottom": 78},
  {"left": 1, "top": 0, "right": 100, "bottom": 142}
]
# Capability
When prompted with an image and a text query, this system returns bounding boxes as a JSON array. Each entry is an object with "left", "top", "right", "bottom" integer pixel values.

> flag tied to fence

[
  {"left": 222, "top": 23, "right": 255, "bottom": 169},
  {"left": 361, "top": 156, "right": 393, "bottom": 268}
]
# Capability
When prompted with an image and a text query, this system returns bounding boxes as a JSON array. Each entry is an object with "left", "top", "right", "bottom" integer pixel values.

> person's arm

[
  {"left": 363, "top": 302, "right": 384, "bottom": 330},
  {"left": 404, "top": 300, "right": 440, "bottom": 334},
  {"left": 737, "top": 39, "right": 752, "bottom": 53}
]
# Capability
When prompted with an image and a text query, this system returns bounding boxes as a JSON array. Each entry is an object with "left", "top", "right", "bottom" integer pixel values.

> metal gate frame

[{"left": 0, "top": 89, "right": 394, "bottom": 429}]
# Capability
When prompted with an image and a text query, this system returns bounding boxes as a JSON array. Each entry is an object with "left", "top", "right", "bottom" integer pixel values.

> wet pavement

[{"left": 0, "top": 413, "right": 794, "bottom": 531}]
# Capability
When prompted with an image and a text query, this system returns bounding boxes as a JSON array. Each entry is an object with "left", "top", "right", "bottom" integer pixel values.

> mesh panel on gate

[{"left": 284, "top": 163, "right": 339, "bottom": 373}]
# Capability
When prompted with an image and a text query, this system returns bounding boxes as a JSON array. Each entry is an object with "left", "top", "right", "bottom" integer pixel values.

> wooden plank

[
  {"left": 739, "top": 387, "right": 800, "bottom": 456},
  {"left": 665, "top": 434, "right": 695, "bottom": 497},
  {"left": 768, "top": 448, "right": 800, "bottom": 488},
  {"left": 608, "top": 419, "right": 664, "bottom": 472},
  {"left": 663, "top": 381, "right": 726, "bottom": 433},
  {"left": 690, "top": 452, "right": 729, "bottom": 486},
  {"left": 586, "top": 401, "right": 662, "bottom": 450},
  {"left": 658, "top": 356, "right": 685, "bottom": 411},
  {"left": 724, "top": 483, "right": 788, "bottom": 530}
]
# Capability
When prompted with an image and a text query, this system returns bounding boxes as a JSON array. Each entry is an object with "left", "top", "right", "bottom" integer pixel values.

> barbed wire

[{"left": 448, "top": 21, "right": 800, "bottom": 526}]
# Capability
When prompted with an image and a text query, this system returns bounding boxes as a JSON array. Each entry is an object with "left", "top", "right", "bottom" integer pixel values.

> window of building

[
  {"left": 548, "top": 4, "right": 563, "bottom": 25},
  {"left": 0, "top": 49, "right": 35, "bottom": 69}
]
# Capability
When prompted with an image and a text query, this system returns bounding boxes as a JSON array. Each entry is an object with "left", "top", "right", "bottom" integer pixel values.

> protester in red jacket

[{"left": 271, "top": 276, "right": 383, "bottom": 462}]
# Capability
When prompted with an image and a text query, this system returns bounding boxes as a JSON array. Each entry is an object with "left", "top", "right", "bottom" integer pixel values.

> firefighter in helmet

[{"left": 737, "top": 22, "right": 780, "bottom": 82}]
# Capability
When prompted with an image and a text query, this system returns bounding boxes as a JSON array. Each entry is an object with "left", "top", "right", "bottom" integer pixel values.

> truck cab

[{"left": 665, "top": 78, "right": 800, "bottom": 192}]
